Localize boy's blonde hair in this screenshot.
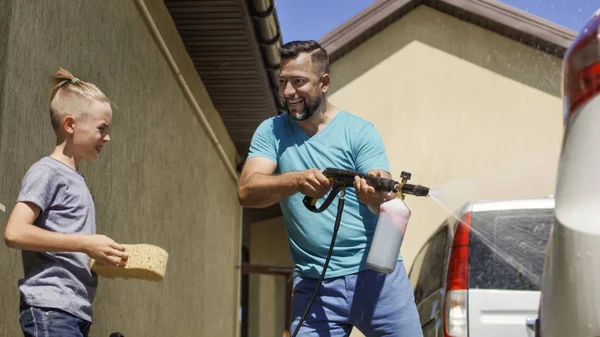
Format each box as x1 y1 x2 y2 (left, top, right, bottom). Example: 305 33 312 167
49 68 110 131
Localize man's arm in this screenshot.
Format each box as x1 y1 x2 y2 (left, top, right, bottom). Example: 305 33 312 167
237 157 332 208
4 202 128 266
352 121 396 215
237 157 299 208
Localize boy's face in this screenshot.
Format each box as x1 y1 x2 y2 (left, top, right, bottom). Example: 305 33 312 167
70 100 112 162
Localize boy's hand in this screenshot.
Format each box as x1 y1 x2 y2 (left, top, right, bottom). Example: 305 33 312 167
82 235 128 266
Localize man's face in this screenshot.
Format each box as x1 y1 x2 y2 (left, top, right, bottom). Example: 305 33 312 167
278 53 324 121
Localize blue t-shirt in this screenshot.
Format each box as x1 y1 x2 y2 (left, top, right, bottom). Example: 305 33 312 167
247 111 399 278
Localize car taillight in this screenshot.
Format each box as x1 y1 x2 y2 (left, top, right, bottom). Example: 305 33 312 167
563 10 600 122
444 213 471 337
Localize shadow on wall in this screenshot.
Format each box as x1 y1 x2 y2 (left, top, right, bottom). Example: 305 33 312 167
327 6 562 99
248 274 289 337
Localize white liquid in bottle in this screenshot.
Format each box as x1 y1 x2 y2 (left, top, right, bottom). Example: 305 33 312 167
366 198 411 274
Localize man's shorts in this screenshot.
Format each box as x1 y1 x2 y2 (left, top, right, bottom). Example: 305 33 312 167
290 261 423 337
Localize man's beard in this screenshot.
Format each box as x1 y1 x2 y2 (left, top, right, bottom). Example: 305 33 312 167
287 94 322 121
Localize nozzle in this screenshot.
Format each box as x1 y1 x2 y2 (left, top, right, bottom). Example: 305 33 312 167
400 183 430 197
395 171 429 197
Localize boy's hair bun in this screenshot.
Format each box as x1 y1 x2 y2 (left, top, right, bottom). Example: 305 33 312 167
49 68 111 131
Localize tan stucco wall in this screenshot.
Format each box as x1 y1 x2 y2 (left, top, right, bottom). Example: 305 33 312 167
0 1 241 336
248 5 564 337
328 6 564 271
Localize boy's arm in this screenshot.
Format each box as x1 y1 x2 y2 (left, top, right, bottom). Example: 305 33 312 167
4 202 127 266
237 156 332 208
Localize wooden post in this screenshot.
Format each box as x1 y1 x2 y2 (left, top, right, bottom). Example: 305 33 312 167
285 272 293 336
240 264 294 337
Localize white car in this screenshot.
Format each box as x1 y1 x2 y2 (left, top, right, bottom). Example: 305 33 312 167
537 8 600 337
409 197 554 337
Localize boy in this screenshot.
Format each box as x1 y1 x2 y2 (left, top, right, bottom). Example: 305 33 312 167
4 68 128 337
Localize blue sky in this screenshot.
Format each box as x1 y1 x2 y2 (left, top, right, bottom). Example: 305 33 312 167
275 0 598 43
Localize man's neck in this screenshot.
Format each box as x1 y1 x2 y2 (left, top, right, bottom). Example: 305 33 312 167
296 102 340 137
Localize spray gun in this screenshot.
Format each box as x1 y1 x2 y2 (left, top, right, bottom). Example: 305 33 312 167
292 168 430 337
302 168 429 213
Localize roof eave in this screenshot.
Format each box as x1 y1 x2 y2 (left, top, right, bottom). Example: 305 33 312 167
320 0 579 64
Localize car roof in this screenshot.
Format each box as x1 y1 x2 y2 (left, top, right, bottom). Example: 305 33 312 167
463 196 555 213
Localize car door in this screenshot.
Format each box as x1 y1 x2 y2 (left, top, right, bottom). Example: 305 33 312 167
409 224 451 337
468 208 553 337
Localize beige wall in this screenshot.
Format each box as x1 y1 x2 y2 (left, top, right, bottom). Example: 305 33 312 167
328 6 564 270
249 5 564 337
0 1 241 336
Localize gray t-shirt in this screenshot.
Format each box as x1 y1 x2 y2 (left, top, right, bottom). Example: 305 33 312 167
17 157 98 322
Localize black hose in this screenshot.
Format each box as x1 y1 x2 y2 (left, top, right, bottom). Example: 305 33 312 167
291 188 346 337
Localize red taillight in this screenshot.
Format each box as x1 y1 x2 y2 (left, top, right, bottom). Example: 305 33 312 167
563 12 600 122
444 213 471 337
447 213 471 290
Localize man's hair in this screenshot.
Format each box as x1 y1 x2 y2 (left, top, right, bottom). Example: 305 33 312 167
278 40 330 75
49 68 111 131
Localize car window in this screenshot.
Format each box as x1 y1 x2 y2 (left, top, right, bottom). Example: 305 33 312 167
411 226 449 303
409 241 428 290
468 208 553 291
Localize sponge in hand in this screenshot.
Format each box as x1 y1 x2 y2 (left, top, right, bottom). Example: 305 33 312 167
90 244 169 282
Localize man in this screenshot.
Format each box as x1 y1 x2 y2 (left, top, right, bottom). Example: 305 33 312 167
238 40 422 337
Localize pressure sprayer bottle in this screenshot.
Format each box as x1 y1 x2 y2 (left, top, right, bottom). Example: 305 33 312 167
295 169 429 337
366 172 413 274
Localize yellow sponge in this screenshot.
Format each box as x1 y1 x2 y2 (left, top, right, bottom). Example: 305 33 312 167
90 244 169 282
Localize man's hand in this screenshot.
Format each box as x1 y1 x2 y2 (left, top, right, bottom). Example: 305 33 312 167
297 168 332 199
82 235 128 267
354 170 396 214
